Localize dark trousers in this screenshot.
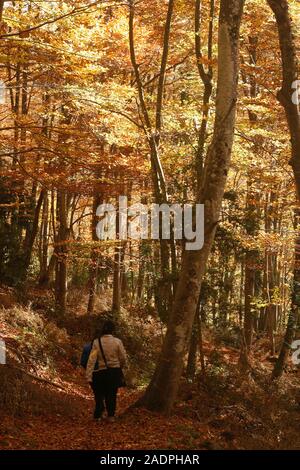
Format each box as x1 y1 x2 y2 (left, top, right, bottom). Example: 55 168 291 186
91 369 119 418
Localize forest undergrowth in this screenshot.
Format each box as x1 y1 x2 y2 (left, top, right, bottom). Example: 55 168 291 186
1 286 300 451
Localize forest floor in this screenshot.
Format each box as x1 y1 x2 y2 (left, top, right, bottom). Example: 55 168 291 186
1 348 300 451
1 287 300 450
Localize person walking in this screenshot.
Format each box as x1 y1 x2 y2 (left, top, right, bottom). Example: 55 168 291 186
86 320 127 422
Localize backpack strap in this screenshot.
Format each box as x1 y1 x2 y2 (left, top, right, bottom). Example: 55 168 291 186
98 337 109 369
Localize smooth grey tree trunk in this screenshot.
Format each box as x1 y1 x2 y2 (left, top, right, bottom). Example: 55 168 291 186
136 0 245 414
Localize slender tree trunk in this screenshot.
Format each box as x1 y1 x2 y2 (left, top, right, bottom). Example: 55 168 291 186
38 191 49 286
136 0 245 414
22 188 45 277
41 191 56 288
120 242 128 300
55 191 68 315
195 0 214 194
243 36 259 350
244 253 255 348
136 242 145 301
0 1 4 22
197 309 206 375
112 243 121 314
54 104 71 314
272 224 300 378
266 252 277 356
87 192 102 314
129 0 176 316
186 326 198 381
112 198 121 315
186 294 206 380
239 259 244 325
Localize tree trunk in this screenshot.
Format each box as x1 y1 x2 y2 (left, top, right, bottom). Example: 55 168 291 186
112 199 121 315
136 244 145 302
244 252 256 349
266 0 300 199
22 188 45 277
129 0 176 316
136 0 245 414
0 1 4 22
38 191 49 286
55 191 68 315
112 243 121 314
197 309 206 375
87 192 102 314
243 35 259 350
194 0 214 194
186 326 198 381
272 229 300 378
267 0 300 375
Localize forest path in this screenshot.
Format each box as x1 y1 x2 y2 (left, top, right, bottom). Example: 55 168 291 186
1 345 300 450
0 362 212 450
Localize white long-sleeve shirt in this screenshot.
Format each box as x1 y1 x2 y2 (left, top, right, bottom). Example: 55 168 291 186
86 334 127 382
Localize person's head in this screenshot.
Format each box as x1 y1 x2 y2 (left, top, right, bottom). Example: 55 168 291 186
93 328 101 340
101 319 115 336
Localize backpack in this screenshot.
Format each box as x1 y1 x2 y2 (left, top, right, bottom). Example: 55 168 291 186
80 340 99 370
80 343 92 369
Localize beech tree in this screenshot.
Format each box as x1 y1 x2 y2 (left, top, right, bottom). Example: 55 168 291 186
266 0 300 378
138 0 245 414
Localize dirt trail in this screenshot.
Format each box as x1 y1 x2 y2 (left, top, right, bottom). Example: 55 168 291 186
0 364 213 450
1 342 300 450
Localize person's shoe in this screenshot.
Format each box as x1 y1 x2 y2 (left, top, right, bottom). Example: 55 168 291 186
94 415 103 423
107 416 116 423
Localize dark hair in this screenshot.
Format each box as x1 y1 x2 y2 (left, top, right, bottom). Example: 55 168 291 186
93 328 101 340
101 320 115 336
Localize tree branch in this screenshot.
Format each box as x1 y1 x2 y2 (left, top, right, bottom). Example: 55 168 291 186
155 0 175 143
0 0 106 38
